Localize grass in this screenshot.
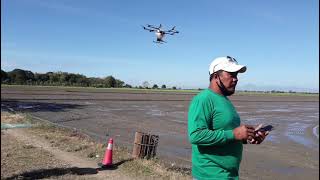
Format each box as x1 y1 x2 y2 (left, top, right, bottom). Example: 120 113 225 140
1 133 71 179
1 84 200 94
235 91 319 97
1 112 192 179
2 84 319 96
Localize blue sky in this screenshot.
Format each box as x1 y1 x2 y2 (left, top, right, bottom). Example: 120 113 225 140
1 0 319 92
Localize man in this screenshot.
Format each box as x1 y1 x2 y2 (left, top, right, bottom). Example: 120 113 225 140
188 56 268 180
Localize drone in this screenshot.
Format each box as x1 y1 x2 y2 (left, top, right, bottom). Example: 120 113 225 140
142 24 179 44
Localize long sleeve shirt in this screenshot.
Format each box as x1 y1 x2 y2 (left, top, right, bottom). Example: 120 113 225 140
188 89 243 180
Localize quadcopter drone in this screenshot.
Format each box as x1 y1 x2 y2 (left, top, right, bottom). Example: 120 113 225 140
142 24 179 44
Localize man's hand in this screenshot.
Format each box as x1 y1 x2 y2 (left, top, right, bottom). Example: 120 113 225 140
248 124 269 144
233 125 255 141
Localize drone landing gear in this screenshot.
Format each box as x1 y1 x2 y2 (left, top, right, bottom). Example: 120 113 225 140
153 40 166 44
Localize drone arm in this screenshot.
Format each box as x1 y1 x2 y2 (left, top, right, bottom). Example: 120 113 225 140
163 31 178 35
146 24 160 29
142 26 156 32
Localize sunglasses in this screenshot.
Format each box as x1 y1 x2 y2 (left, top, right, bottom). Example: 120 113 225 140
226 56 238 63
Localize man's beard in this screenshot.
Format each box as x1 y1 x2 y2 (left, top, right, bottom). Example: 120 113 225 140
219 84 235 96
224 88 235 96
217 76 235 96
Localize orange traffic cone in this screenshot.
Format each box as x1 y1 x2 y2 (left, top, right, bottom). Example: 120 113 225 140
99 138 113 168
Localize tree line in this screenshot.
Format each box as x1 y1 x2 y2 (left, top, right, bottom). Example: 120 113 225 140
1 69 172 89
1 69 130 88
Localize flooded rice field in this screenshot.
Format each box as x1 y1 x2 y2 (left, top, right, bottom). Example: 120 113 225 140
1 86 319 179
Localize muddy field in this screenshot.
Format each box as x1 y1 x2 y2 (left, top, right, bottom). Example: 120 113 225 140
1 86 319 179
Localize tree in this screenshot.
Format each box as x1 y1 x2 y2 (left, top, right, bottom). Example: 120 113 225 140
67 73 81 85
35 73 49 84
77 75 89 86
161 84 166 89
104 76 116 88
152 84 159 89
1 69 8 83
142 81 149 89
1 68 130 88
47 72 59 84
58 72 68 85
8 69 27 84
115 79 125 88
24 70 34 80
124 84 132 88
172 86 177 90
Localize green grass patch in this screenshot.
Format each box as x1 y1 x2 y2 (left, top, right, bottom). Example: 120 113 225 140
235 91 319 97
2 84 318 96
1 84 199 94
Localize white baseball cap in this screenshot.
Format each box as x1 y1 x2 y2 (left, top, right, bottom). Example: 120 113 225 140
209 56 247 75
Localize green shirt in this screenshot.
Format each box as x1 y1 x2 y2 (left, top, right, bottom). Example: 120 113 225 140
188 89 242 180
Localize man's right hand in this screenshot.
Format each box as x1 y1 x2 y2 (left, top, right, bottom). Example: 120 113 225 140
233 125 255 141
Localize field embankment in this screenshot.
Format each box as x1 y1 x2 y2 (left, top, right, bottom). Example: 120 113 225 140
1 112 191 180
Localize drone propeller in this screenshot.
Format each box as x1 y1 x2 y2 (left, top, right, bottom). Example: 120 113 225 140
164 30 179 35
142 25 156 32
145 24 161 30
169 26 179 33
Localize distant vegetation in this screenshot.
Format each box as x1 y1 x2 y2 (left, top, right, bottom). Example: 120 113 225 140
1 69 318 95
1 69 171 89
236 90 318 95
1 69 129 88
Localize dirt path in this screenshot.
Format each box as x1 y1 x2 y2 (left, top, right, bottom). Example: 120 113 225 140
3 129 132 180
1 112 191 180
